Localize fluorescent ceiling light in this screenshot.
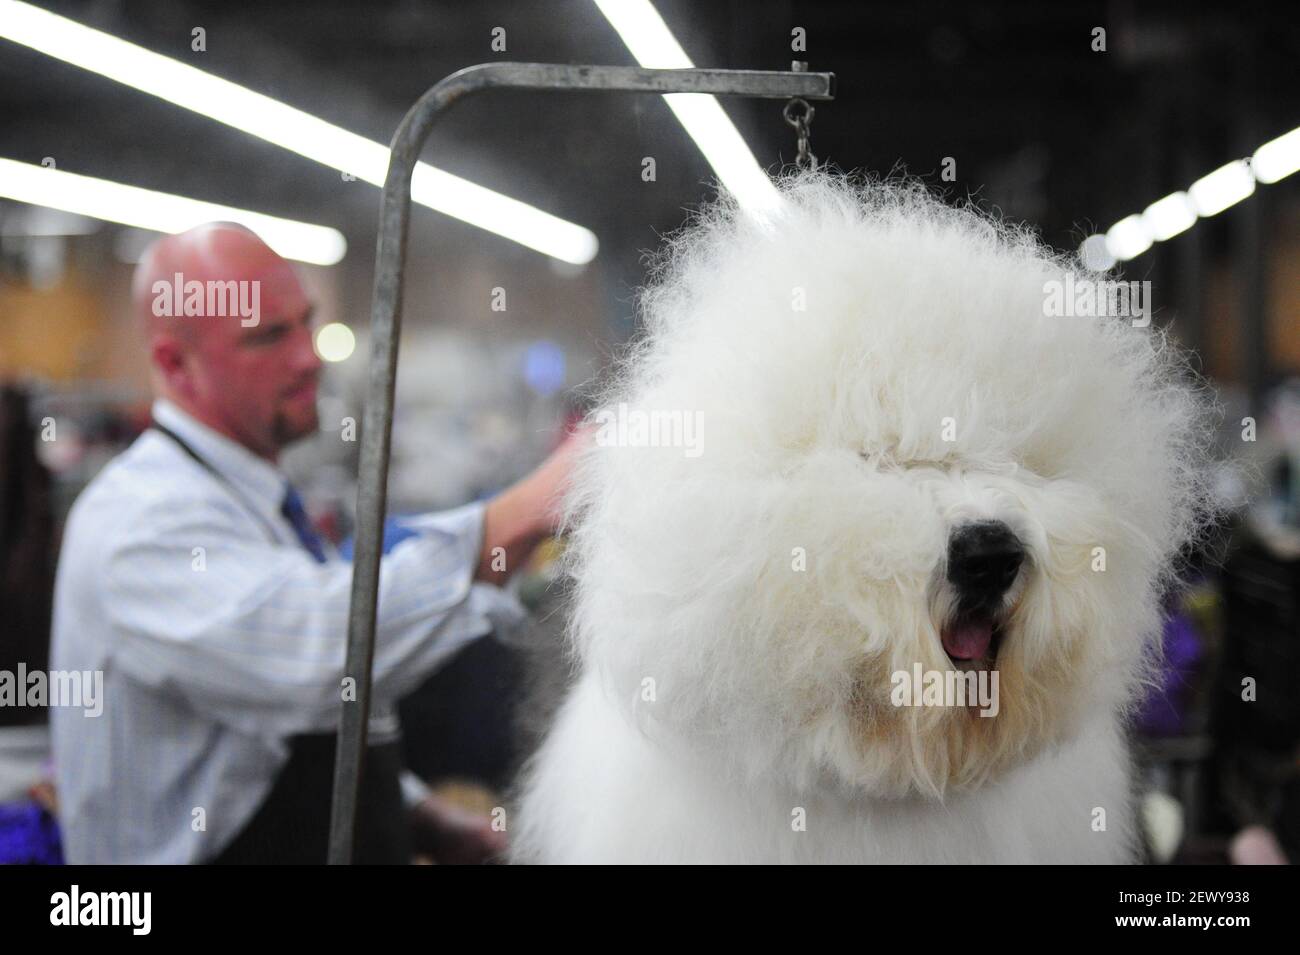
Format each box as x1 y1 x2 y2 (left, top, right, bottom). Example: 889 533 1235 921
1140 191 1197 242
1252 126 1300 185
593 0 782 216
0 157 346 265
1087 128 1294 265
0 0 597 264
1188 160 1255 217
1105 214 1153 261
1078 234 1116 272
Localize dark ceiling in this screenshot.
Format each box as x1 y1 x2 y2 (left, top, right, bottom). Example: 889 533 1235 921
1 0 1296 286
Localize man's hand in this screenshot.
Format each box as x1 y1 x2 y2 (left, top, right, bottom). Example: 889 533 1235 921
408 792 508 865
476 426 588 584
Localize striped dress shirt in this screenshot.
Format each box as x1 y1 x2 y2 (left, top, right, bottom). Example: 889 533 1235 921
50 399 521 863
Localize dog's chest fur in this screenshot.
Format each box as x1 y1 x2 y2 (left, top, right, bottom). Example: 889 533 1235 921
515 672 1136 864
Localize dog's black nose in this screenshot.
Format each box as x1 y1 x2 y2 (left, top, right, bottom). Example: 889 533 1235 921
947 521 1024 604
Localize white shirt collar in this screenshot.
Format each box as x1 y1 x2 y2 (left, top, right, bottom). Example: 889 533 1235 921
151 398 289 516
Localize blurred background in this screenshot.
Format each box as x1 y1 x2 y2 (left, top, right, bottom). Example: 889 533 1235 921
0 0 1297 864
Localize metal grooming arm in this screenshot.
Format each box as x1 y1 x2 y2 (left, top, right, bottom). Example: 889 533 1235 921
330 62 835 863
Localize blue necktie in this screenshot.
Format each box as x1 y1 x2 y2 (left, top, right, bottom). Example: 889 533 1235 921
281 485 328 564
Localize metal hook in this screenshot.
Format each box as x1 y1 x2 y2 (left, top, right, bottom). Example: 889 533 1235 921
783 97 817 170
783 60 817 170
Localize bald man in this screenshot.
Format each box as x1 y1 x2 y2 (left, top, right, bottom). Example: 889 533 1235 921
50 223 580 863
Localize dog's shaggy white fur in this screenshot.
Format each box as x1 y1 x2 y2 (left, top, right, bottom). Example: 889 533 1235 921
514 173 1213 864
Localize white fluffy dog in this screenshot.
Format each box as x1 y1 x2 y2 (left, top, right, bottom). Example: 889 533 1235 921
514 173 1211 864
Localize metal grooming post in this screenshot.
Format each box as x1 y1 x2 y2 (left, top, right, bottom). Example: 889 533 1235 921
329 62 835 863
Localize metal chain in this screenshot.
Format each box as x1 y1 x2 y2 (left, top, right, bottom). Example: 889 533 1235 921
783 97 817 170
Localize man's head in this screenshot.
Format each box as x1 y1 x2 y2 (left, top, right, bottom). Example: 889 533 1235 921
134 223 322 460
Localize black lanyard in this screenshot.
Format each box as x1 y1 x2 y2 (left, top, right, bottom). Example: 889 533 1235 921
151 421 288 547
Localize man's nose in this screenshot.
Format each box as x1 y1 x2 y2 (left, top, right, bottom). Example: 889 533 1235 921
947 521 1024 605
295 327 324 373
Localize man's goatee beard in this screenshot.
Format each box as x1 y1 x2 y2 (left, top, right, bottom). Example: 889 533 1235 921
274 411 318 448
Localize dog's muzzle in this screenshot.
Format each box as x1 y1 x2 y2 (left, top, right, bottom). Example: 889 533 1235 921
941 521 1024 663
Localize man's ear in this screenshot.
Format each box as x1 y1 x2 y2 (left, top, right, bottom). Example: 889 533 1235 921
151 336 191 396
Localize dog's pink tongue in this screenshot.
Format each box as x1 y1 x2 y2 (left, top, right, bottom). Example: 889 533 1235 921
942 619 993 660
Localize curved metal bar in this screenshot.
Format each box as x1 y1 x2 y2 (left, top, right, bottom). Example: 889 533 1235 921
329 62 835 863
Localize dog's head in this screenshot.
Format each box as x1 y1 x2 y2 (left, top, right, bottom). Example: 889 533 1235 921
566 173 1214 798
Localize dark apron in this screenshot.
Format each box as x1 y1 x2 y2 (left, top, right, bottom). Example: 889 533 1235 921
209 734 410 865
148 422 411 864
